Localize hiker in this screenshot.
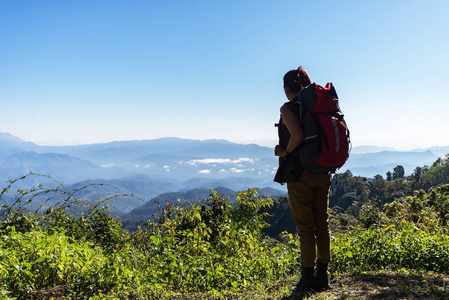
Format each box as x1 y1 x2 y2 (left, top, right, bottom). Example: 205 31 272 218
274 66 332 291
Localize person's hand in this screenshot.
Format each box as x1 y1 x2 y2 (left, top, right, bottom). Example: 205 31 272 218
274 145 287 157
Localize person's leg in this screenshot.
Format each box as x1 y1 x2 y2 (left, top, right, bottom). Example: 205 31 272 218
312 173 331 289
287 172 316 268
312 173 331 264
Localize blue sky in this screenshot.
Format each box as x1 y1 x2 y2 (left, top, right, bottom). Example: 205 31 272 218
1 0 448 150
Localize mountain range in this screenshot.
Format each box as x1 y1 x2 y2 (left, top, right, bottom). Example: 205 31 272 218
1 132 448 218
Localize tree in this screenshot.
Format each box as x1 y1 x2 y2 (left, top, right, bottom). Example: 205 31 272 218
410 166 423 191
421 154 449 190
329 170 369 210
393 165 405 180
369 174 386 204
386 171 392 181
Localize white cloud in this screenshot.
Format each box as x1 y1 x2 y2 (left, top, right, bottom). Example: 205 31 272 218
186 158 231 165
100 163 114 168
185 157 254 166
219 169 226 173
163 166 170 168
233 158 254 163
230 167 245 173
199 170 211 174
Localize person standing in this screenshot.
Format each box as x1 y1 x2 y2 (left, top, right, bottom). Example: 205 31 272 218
274 66 332 291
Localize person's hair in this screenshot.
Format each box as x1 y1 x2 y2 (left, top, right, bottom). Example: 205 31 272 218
283 66 311 93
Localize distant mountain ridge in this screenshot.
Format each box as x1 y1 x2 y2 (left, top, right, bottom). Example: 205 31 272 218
351 145 449 157
350 145 398 154
345 150 438 168
1 132 448 206
0 132 27 143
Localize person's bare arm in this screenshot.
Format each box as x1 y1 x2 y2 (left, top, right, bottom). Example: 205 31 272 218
274 105 303 157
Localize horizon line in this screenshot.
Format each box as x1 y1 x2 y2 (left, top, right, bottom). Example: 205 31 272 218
1 132 448 152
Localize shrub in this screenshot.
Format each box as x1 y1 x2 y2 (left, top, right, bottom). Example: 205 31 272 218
331 219 449 274
358 204 387 228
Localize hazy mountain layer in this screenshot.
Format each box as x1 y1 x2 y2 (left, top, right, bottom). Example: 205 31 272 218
1 133 447 212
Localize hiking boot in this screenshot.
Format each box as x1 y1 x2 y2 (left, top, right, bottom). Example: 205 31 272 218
314 263 331 289
291 267 315 292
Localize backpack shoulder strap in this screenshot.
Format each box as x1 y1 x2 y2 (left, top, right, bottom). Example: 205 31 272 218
298 83 317 110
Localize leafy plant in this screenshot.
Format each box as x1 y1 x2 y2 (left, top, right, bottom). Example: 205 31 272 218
1 171 449 299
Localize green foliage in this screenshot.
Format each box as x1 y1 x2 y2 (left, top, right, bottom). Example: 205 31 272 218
0 177 302 298
383 200 404 218
428 185 449 226
393 165 405 180
1 166 449 298
131 189 299 293
330 170 368 210
331 219 449 274
358 204 387 228
331 183 449 276
329 155 449 230
0 226 137 299
386 171 392 181
421 154 449 190
403 185 449 226
260 196 297 238
328 208 358 231
44 207 128 253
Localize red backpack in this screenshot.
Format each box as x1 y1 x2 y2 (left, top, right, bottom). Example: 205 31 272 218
297 83 350 173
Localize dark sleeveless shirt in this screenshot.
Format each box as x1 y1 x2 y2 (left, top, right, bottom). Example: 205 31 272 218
273 97 303 184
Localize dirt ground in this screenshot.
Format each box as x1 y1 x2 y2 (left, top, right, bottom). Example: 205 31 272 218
281 271 449 300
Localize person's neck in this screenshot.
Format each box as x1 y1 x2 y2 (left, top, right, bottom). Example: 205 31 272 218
287 92 297 101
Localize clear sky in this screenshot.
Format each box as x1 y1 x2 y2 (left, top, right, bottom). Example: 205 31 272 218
1 0 448 150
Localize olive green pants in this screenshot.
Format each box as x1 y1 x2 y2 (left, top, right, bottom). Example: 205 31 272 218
287 170 331 268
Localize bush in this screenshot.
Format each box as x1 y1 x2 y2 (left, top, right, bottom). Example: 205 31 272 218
0 226 121 298
358 204 387 228
131 189 300 293
331 219 449 274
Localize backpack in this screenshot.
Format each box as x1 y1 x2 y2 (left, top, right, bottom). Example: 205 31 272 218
296 82 350 173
